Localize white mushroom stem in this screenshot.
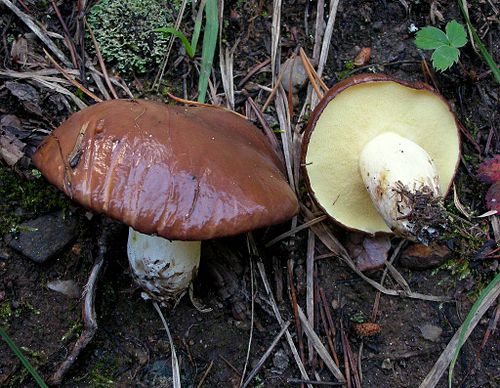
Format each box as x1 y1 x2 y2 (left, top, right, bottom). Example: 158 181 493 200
127 228 201 303
359 132 447 243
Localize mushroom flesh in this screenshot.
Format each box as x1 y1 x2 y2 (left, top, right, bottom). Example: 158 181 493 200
302 74 461 243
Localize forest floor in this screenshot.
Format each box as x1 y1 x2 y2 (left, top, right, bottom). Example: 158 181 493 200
0 1 498 387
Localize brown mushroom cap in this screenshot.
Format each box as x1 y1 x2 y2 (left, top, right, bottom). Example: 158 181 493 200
33 99 298 240
302 74 461 235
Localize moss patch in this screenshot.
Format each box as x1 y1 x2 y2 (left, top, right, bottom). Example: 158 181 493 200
0 165 69 235
86 0 179 76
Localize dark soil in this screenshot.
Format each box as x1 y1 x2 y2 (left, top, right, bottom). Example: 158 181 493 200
1 1 498 387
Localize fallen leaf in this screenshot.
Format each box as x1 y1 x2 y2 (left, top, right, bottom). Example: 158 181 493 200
5 81 43 116
477 155 500 184
10 35 28 66
346 232 391 272
0 131 24 166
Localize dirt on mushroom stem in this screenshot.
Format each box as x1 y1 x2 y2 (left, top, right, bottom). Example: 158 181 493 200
391 181 449 244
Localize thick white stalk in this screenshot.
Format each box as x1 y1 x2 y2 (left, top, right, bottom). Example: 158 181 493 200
127 228 201 303
359 132 445 242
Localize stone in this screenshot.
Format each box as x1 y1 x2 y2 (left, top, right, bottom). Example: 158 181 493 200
399 243 451 270
419 323 443 342
272 348 289 374
5 211 78 263
281 56 308 93
47 279 81 299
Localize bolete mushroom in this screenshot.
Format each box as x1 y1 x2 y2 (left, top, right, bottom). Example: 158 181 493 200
302 74 461 243
32 99 298 302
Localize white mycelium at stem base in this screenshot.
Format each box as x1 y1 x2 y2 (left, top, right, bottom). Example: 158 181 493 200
359 132 445 242
127 228 201 303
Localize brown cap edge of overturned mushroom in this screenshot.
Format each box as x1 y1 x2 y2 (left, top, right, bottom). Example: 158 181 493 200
300 73 463 236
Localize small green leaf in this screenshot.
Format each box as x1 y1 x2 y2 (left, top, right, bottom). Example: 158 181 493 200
446 20 467 48
415 26 448 49
154 27 194 58
431 45 460 71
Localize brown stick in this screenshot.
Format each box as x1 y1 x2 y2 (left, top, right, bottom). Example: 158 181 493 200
48 219 112 385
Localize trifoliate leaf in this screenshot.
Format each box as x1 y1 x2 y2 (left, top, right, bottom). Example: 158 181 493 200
415 26 448 49
431 45 460 71
446 20 467 48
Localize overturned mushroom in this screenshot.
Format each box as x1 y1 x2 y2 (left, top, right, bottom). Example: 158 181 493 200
302 74 461 243
33 99 298 302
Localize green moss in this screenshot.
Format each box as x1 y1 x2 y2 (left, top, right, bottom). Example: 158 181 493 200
87 0 178 76
88 355 121 387
61 320 83 343
0 302 13 324
336 60 356 80
0 165 70 235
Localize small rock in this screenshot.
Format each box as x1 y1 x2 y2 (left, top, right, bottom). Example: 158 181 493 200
419 323 443 342
272 349 289 374
400 243 451 270
280 56 308 93
381 358 393 370
47 279 80 299
5 211 78 263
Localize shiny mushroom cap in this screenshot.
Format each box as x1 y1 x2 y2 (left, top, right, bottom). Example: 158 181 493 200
33 99 298 240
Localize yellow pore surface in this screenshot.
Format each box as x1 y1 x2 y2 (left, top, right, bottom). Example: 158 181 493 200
305 81 460 234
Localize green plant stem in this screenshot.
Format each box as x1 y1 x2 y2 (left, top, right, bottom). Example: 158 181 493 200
448 272 500 387
0 327 48 387
458 0 500 83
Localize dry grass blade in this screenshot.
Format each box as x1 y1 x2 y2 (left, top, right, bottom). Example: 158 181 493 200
270 0 282 86
309 0 340 108
316 0 340 78
153 302 181 388
260 67 287 113
219 45 235 109
44 49 102 103
85 63 134 99
491 215 500 245
265 215 327 247
1 0 72 67
0 68 87 109
275 87 296 191
241 321 291 388
84 18 118 100
312 0 325 62
254 256 312 387
154 0 189 89
31 77 87 110
297 306 346 382
239 243 256 387
306 230 315 363
302 207 450 302
419 277 500 387
246 97 282 157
